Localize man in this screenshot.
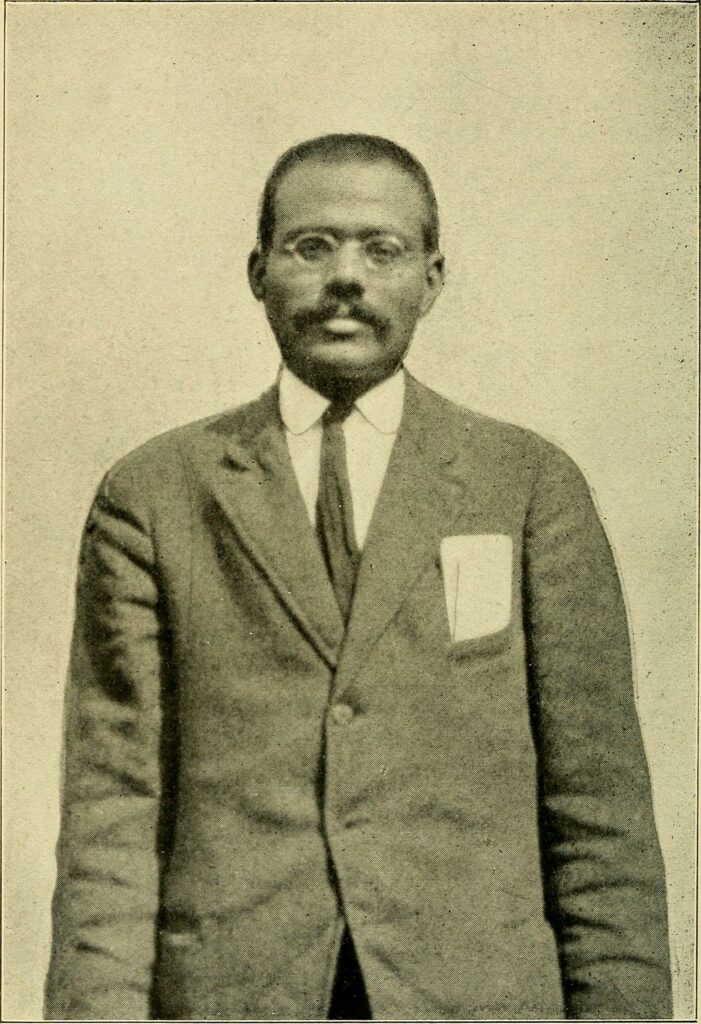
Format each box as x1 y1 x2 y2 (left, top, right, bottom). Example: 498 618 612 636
46 133 672 1021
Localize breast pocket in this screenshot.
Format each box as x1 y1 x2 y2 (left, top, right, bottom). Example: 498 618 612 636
447 621 515 662
440 534 513 642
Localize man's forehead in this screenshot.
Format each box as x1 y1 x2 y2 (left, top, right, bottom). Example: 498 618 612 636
272 158 429 233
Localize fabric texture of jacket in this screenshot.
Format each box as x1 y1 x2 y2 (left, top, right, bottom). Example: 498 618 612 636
45 373 672 1021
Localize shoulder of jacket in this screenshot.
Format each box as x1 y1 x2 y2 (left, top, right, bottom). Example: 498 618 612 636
409 375 576 470
101 388 275 494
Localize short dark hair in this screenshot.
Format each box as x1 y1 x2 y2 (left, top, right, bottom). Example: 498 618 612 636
257 133 440 253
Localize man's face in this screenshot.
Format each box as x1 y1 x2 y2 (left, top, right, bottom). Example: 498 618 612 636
248 159 444 398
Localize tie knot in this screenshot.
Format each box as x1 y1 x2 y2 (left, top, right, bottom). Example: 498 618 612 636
323 398 355 425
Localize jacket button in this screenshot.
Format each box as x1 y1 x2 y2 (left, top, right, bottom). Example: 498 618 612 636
330 703 354 725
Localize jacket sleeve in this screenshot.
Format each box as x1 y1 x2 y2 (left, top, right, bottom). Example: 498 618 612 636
45 471 165 1020
524 442 672 1019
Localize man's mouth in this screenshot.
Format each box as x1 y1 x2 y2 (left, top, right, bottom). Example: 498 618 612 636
321 316 366 335
292 303 387 337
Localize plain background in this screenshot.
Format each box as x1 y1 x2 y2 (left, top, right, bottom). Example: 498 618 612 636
3 2 697 1019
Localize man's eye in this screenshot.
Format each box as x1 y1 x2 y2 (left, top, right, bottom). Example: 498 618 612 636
293 236 335 261
365 240 403 265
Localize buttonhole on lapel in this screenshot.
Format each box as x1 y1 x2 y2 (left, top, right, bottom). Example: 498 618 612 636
223 453 257 473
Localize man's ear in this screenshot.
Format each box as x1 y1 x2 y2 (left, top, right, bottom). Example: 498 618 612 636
419 252 445 318
248 248 267 301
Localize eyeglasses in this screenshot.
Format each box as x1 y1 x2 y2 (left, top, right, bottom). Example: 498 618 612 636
280 232 415 273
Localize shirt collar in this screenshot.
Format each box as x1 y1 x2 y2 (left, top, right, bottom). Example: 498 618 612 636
278 364 405 436
355 367 405 435
278 366 329 435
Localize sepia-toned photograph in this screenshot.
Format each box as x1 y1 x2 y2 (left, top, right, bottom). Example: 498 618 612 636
3 2 697 1020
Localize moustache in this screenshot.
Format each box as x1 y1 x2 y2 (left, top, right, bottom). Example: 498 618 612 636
292 302 389 335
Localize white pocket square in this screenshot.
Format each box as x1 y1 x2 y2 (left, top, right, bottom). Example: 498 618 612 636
440 534 513 642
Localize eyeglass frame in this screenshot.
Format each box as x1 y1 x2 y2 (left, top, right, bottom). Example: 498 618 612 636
275 230 428 274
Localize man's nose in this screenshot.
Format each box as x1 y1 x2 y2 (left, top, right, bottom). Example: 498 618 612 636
323 243 367 297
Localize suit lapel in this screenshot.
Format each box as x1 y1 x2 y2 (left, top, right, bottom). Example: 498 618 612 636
335 376 470 691
211 386 345 669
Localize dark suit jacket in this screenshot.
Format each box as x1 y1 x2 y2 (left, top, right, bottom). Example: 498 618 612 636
45 374 672 1021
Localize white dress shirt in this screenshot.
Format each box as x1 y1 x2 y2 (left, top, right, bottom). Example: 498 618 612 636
278 365 405 549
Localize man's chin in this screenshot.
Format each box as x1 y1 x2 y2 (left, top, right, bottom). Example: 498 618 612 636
285 340 395 395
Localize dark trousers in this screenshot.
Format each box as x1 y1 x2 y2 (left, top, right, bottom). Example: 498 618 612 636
328 928 372 1020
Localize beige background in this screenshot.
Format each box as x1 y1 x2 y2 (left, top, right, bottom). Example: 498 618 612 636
4 2 697 1019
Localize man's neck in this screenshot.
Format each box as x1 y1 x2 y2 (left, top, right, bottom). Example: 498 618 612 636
287 363 404 404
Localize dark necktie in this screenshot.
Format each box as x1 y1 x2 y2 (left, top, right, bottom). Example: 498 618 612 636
316 399 360 624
